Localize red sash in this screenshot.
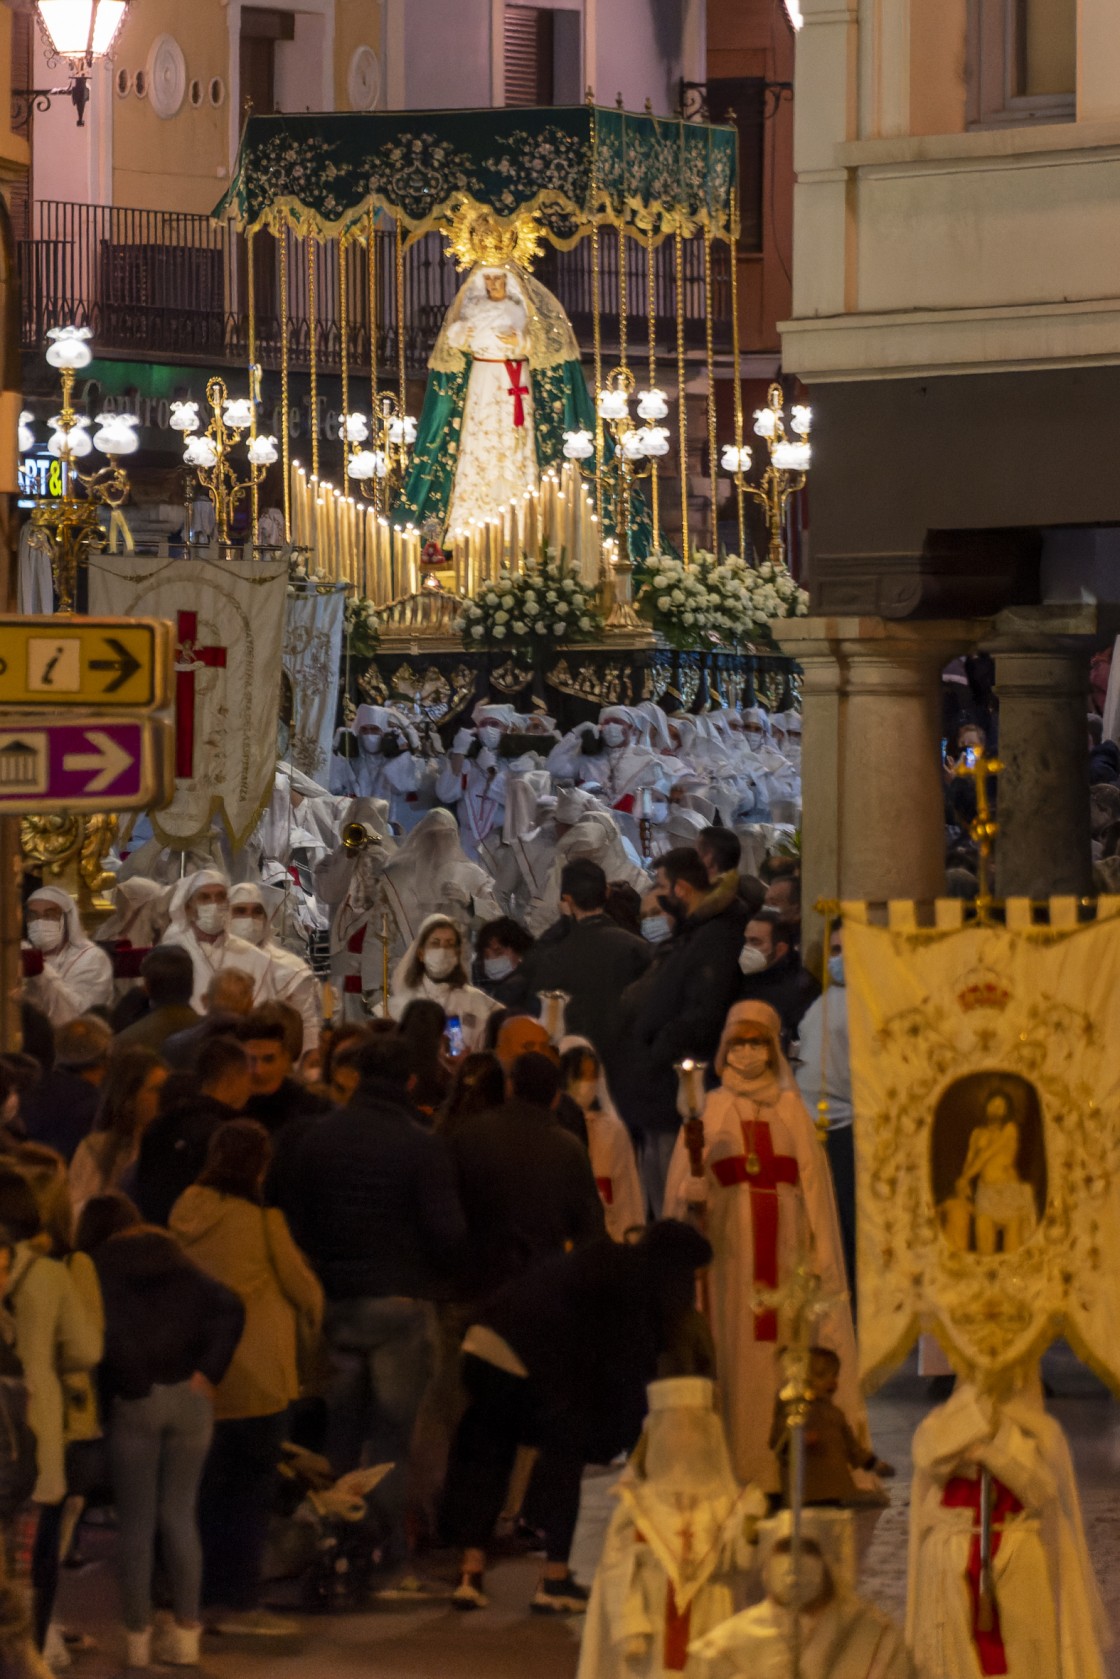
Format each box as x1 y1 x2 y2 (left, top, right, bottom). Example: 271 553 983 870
595 1176 614 1206
344 924 366 993
941 1474 1023 1676
634 1530 691 1673
710 1118 799 1341
504 360 529 427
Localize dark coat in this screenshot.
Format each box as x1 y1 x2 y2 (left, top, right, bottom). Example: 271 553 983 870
132 1093 241 1226
283 1078 466 1302
612 890 747 1137
113 1004 200 1055
21 1069 100 1164
736 950 820 1047
449 1098 605 1299
93 1227 244 1402
522 913 650 1067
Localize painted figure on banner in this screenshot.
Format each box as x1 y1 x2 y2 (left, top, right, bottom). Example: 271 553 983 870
932 1075 1044 1258
907 1380 1109 1679
396 211 597 540
663 1001 870 1491
577 1377 765 1679
690 1510 914 1679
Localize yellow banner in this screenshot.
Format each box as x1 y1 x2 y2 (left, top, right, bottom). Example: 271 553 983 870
846 911 1120 1393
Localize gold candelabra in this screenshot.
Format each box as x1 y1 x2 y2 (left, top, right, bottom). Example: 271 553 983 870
20 326 137 614
343 392 416 514
723 382 811 570
173 374 278 546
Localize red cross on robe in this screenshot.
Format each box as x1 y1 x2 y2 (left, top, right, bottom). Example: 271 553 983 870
941 1474 1023 1676
174 610 228 780
504 360 529 427
710 1116 799 1341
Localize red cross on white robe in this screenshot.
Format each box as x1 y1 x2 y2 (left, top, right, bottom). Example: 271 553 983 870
174 610 227 780
504 359 529 427
710 1116 799 1341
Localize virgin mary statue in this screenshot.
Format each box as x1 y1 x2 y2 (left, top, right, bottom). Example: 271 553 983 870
395 214 597 539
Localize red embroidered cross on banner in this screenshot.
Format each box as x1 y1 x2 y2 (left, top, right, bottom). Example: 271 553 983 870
174 611 227 780
710 1117 799 1340
941 1474 1023 1676
504 360 529 427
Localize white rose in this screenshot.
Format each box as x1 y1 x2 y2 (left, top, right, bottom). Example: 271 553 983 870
513 621 527 634
657 595 671 610
579 616 592 630
502 594 515 608
493 625 507 638
471 625 485 639
524 600 539 617
555 602 569 616
495 611 509 625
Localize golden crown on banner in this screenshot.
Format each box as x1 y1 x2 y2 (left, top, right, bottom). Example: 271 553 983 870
443 196 545 271
955 968 1012 1014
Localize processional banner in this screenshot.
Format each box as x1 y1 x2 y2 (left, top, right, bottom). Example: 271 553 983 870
281 588 345 784
89 553 288 849
845 905 1120 1394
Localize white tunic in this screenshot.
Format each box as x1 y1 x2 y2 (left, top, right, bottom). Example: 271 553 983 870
689 1594 914 1679
587 1109 646 1243
24 940 113 1027
161 925 274 1013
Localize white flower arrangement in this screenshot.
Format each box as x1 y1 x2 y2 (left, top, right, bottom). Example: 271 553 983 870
461 554 604 664
639 550 809 650
344 593 381 659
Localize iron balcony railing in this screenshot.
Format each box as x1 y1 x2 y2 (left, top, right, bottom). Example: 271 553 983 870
19 200 732 376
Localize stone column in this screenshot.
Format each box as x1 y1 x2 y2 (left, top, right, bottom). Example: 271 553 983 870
775 616 990 953
990 607 1098 900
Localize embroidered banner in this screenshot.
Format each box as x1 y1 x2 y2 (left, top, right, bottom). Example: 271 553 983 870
88 553 288 849
282 586 345 784
845 908 1120 1392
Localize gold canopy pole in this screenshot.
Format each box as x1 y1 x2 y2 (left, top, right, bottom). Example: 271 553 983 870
395 215 406 428
618 226 628 370
247 226 259 541
339 232 350 454
367 207 378 418
675 222 690 564
703 223 718 550
588 96 604 535
279 228 291 543
308 235 320 478
729 187 746 560
647 226 660 550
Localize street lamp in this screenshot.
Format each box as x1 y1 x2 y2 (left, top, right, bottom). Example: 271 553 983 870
172 378 279 548
19 326 137 613
344 395 417 514
721 383 811 571
18 0 131 127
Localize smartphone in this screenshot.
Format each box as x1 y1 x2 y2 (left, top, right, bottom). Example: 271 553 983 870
445 1016 465 1058
964 746 977 768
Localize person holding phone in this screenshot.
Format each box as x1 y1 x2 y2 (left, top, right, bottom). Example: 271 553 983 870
388 916 497 1053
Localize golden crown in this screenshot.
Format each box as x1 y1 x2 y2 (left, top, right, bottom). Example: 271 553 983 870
443 198 545 272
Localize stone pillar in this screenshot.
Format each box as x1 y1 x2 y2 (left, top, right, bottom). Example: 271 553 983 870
990 607 1098 900
774 617 990 954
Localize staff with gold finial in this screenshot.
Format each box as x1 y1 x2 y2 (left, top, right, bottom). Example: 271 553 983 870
952 750 1004 923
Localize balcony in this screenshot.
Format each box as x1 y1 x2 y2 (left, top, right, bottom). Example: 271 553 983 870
19 201 732 378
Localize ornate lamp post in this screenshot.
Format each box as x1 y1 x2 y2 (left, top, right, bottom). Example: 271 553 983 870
17 0 131 126
343 395 416 514
172 378 279 547
19 326 137 613
722 384 811 570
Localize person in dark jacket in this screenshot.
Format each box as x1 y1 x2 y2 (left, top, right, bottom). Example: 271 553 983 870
472 917 535 1009
521 859 650 1067
448 1052 604 1301
131 1037 252 1226
441 1219 713 1614
20 1015 111 1164
613 848 747 1215
736 906 820 1047
112 947 200 1054
81 1193 244 1670
283 1031 466 1559
236 1008 330 1136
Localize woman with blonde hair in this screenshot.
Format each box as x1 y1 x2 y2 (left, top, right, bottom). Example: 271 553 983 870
68 1049 167 1221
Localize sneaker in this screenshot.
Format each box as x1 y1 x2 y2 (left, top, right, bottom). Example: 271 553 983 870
210 1608 299 1638
530 1574 589 1615
124 1628 151 1670
374 1573 452 1603
451 1573 488 1611
151 1623 200 1667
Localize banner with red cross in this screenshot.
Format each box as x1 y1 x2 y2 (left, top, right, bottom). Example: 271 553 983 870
89 552 288 849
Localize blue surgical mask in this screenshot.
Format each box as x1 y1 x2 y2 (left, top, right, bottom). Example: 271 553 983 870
827 954 845 987
484 953 515 983
641 914 673 944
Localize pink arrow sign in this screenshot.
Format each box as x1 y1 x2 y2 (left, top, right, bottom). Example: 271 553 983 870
0 716 167 812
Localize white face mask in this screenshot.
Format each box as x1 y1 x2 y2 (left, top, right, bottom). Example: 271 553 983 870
194 903 228 937
359 732 381 754
641 914 673 944
601 722 626 748
478 725 503 749
484 953 515 983
738 944 768 975
231 913 266 945
765 1550 827 1610
648 798 670 825
726 1042 769 1080
570 1079 599 1112
26 918 64 953
745 729 765 750
423 947 458 981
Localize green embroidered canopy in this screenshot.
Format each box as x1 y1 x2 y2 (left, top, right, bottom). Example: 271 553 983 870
214 104 738 246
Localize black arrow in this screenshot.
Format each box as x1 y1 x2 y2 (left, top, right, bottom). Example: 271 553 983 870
89 637 143 695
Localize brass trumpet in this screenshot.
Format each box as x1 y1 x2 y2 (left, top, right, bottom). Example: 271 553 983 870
342 821 382 853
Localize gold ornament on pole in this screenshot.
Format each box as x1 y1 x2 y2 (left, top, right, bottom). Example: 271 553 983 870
173 375 278 546
20 327 137 614
953 751 1004 924
722 383 811 569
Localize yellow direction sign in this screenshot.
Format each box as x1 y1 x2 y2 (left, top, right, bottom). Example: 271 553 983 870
0 617 172 711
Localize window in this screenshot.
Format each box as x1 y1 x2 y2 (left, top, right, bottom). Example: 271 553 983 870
706 78 766 255
504 4 581 107
969 0 1075 127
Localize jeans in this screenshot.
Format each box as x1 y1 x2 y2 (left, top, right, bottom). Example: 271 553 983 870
198 1410 289 1612
640 1130 679 1219
440 1356 584 1565
109 1382 213 1632
323 1297 433 1560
